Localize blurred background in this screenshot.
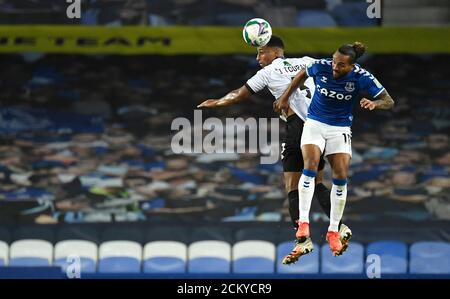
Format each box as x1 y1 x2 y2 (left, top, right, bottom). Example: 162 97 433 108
0 0 449 278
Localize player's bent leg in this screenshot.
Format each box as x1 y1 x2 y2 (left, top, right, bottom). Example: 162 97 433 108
295 145 321 237
326 153 351 256
314 178 352 255
284 144 322 265
315 182 346 232
281 126 303 229
283 172 315 265
314 154 333 218
283 121 325 265
284 172 301 228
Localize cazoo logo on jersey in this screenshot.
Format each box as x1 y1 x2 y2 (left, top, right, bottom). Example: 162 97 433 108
316 85 353 101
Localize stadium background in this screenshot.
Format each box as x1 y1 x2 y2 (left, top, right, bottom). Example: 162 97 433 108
0 0 449 279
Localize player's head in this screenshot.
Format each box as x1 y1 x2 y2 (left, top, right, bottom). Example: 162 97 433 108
256 35 285 68
332 42 367 78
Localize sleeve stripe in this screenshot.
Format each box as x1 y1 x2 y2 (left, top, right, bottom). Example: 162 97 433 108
305 67 311 77
244 83 256 95
373 88 385 98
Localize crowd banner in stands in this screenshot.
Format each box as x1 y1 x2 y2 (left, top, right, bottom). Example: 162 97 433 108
0 26 448 54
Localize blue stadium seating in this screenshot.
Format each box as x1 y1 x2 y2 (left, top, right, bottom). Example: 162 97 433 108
1 223 450 277
98 241 142 273
321 242 364 274
9 240 53 267
0 241 7 266
98 257 141 273
366 241 408 274
233 241 275 273
54 257 96 273
9 258 50 267
277 241 319 273
188 241 231 273
410 241 450 274
143 241 186 273
53 240 98 273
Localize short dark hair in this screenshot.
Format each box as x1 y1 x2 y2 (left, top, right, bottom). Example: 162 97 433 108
338 42 367 63
265 35 284 49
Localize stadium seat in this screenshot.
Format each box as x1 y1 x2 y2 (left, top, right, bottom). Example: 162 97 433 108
98 241 142 273
188 240 231 273
277 241 319 273
331 3 378 27
296 10 337 27
321 242 364 274
0 241 8 266
9 239 53 266
233 241 275 273
410 241 450 274
366 241 408 274
143 241 187 273
54 240 98 273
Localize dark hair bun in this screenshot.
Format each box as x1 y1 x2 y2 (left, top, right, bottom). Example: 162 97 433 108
352 42 366 59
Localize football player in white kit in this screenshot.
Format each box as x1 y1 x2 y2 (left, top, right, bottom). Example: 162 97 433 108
198 36 352 264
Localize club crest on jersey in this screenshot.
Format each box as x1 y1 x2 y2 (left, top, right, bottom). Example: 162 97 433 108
345 82 355 92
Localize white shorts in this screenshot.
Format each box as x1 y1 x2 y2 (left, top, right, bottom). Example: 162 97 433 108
301 119 352 157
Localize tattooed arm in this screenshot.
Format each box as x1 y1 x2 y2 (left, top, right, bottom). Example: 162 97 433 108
360 90 395 110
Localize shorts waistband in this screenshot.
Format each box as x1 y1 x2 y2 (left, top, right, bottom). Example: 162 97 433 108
287 113 302 122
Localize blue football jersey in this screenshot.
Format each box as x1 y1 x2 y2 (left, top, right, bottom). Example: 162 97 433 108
305 59 385 126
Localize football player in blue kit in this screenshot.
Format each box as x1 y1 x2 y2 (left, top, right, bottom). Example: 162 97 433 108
275 42 394 257
198 36 353 264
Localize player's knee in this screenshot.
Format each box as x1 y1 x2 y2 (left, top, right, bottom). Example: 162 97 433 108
332 169 348 180
285 180 298 193
303 158 320 171
284 172 300 193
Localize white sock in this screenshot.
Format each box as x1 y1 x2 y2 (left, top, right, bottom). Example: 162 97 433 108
298 171 316 223
328 179 347 232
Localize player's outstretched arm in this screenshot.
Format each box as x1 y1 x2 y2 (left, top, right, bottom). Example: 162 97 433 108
360 90 395 110
197 85 252 108
273 69 307 113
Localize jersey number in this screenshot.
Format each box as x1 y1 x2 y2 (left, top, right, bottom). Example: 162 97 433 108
342 133 352 144
291 76 312 98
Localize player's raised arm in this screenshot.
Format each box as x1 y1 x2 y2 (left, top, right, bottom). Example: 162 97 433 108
273 69 307 113
360 90 395 111
197 85 252 108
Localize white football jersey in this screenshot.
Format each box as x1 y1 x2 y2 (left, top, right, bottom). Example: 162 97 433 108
245 57 316 121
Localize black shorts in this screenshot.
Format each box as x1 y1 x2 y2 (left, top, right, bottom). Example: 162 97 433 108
281 114 326 172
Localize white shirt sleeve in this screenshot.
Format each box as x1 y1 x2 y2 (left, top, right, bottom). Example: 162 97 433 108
299 56 317 70
245 68 269 94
